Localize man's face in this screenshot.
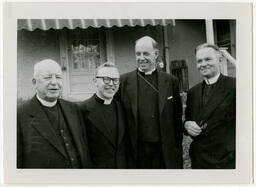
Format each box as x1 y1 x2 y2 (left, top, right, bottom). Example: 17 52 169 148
135 38 158 72
196 47 221 79
33 63 63 102
95 67 120 100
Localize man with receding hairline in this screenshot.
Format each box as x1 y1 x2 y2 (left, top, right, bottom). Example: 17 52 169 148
116 36 183 169
184 43 236 169
17 59 90 168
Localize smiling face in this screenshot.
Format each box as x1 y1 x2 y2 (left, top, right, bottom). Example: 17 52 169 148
135 37 159 73
196 47 221 79
94 67 120 100
33 60 63 102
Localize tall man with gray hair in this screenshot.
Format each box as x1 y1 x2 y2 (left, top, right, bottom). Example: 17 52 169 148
17 59 90 168
116 36 183 169
184 43 236 169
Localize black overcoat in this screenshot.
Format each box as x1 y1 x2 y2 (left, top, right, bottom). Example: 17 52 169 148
117 69 183 169
79 96 127 168
185 74 236 169
17 96 91 168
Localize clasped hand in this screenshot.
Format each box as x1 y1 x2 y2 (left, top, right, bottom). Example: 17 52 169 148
184 121 202 137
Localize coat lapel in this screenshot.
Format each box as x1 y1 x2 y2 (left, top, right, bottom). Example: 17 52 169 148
198 74 229 122
58 100 85 160
158 71 170 115
115 101 125 147
29 96 68 159
194 83 203 123
125 70 138 124
87 102 116 148
124 70 138 149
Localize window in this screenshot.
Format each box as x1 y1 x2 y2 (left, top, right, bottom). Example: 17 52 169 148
65 28 106 100
170 60 189 92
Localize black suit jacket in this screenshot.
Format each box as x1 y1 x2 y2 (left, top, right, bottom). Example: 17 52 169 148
185 74 236 169
116 69 183 169
79 96 127 168
17 96 91 168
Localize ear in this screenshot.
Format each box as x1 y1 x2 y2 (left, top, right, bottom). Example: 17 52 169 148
155 49 159 58
218 55 225 64
32 78 36 85
92 77 97 84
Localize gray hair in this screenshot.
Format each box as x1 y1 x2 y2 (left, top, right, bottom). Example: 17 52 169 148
195 43 221 54
95 62 119 77
33 59 61 79
135 36 159 50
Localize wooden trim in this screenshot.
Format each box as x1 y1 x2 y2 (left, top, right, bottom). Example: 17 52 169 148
105 28 115 63
229 20 236 58
205 19 215 44
163 26 170 74
99 28 107 63
59 29 70 99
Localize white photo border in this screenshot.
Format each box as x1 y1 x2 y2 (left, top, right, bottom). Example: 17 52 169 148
2 2 253 184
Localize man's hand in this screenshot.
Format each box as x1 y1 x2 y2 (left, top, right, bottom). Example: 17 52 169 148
184 121 202 137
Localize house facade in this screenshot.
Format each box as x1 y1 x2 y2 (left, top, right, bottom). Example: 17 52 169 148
17 19 236 102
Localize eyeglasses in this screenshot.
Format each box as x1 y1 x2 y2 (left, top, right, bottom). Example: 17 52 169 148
96 76 120 85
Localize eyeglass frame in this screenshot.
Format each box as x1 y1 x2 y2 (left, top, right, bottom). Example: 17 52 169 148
95 76 120 85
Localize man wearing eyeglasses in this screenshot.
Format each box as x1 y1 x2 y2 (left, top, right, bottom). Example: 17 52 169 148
79 62 126 168
116 36 183 169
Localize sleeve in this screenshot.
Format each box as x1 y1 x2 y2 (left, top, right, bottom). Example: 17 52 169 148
183 90 192 136
76 103 92 168
172 77 183 149
17 112 23 168
114 75 124 102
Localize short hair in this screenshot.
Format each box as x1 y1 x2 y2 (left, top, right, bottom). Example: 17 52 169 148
95 62 119 77
135 36 159 50
195 43 221 54
33 59 61 79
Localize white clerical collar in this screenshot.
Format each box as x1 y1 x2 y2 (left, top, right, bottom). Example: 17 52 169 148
36 94 57 107
138 67 156 75
204 73 221 85
96 93 113 105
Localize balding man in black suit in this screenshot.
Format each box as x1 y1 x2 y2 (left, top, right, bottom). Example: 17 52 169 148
116 36 183 169
184 43 236 169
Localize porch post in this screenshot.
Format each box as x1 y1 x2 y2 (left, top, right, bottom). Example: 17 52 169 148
59 30 70 99
205 19 215 44
105 28 115 63
163 26 170 74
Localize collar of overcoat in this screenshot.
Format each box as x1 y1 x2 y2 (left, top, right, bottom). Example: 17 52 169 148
124 69 171 139
87 96 125 149
196 74 231 124
27 96 84 160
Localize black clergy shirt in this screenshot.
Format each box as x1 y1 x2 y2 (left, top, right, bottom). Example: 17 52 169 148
137 70 160 142
94 94 118 145
40 101 81 168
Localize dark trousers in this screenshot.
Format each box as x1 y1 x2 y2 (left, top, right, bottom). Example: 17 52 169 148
138 141 165 169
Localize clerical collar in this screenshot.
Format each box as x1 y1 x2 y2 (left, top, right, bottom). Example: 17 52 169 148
138 67 156 75
36 94 57 107
204 73 220 85
95 93 112 105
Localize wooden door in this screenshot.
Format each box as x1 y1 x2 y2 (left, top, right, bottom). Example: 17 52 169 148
60 28 106 102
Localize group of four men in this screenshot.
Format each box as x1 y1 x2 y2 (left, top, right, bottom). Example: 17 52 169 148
17 36 235 169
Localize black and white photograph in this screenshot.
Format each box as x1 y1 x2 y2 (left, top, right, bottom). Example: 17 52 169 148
17 18 236 170
2 2 253 184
